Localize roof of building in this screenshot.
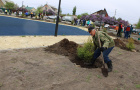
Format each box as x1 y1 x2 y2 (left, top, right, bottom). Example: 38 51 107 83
49 5 57 11
25 6 34 11
92 8 108 16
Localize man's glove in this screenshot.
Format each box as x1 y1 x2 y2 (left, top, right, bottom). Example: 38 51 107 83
100 47 107 52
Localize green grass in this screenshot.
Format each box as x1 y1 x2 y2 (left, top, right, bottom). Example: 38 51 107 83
136 84 140 88
62 34 65 36
21 35 26 37
86 74 92 82
113 70 118 73
117 52 122 55
0 83 3 87
97 75 102 79
62 65 67 68
18 70 26 74
16 69 26 74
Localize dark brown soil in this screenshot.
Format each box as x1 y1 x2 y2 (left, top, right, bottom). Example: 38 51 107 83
45 38 103 68
45 38 79 56
108 32 116 37
114 38 128 50
0 44 140 90
122 38 140 45
108 32 140 45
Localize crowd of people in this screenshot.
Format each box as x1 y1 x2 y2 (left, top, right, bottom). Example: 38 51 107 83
74 18 93 26
117 23 133 39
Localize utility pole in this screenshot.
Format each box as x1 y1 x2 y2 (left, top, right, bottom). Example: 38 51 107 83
54 0 61 36
22 1 24 14
114 9 117 18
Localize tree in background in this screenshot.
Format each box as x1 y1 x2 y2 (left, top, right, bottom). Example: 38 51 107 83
117 17 122 22
4 2 15 10
17 7 28 12
81 13 88 16
72 6 76 15
14 4 19 10
77 13 89 19
36 6 43 14
136 18 140 29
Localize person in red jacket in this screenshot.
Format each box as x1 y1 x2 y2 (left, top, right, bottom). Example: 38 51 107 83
124 25 130 39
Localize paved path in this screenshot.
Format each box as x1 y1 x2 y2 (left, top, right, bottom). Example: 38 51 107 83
0 15 116 50
0 16 89 36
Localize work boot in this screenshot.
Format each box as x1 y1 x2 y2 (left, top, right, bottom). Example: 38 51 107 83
107 61 113 72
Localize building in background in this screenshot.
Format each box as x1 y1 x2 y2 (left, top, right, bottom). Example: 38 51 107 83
92 8 109 17
42 4 58 14
25 6 36 12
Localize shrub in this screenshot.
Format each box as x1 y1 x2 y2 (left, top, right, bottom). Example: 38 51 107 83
92 23 95 28
35 15 38 19
126 38 135 50
77 37 95 63
59 18 61 22
103 28 107 33
53 19 55 22
71 20 74 25
21 13 25 18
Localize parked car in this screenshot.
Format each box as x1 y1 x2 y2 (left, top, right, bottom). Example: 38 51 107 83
132 29 138 33
109 25 117 29
104 24 110 28
46 15 57 19
62 16 76 22
104 24 110 30
136 29 140 35
94 21 104 27
45 15 61 19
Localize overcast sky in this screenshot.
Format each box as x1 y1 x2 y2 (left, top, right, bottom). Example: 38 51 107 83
12 0 140 24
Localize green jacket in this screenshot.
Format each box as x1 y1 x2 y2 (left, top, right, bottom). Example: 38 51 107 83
93 31 115 49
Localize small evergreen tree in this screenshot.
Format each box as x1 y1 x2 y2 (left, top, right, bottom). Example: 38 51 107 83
136 18 140 29
77 37 96 63
126 38 135 51
72 6 76 15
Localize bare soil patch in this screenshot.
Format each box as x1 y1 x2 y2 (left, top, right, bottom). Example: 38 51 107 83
0 39 140 90
45 38 103 68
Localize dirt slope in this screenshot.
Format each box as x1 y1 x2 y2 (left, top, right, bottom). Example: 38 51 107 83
0 39 140 90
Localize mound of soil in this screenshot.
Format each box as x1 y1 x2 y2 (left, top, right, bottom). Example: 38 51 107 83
45 38 79 56
114 38 128 50
122 38 140 45
108 32 116 37
45 38 102 68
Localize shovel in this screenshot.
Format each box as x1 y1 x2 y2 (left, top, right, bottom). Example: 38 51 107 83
96 28 108 77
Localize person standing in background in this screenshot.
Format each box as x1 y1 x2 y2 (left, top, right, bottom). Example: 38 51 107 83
83 19 86 26
130 25 133 35
5 9 7 15
117 23 122 37
124 25 131 39
30 12 33 18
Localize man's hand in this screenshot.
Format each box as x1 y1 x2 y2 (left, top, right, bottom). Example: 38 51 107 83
100 47 107 52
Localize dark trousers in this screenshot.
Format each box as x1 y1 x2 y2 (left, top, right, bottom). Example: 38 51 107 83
93 47 114 63
124 31 130 39
117 29 121 37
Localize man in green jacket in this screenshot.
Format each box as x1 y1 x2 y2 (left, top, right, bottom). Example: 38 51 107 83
88 27 115 72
